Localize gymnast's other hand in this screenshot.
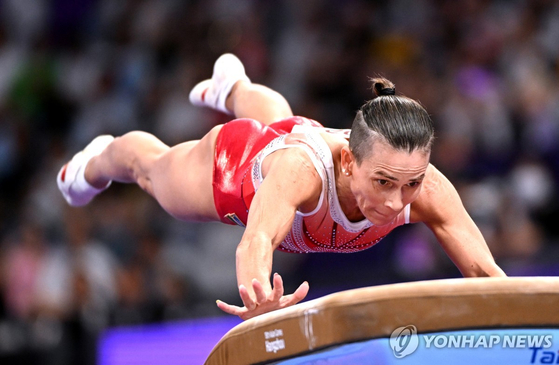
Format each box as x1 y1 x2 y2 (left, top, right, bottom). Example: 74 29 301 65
216 273 309 320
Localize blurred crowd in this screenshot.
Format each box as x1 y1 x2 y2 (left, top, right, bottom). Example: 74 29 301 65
0 0 558 363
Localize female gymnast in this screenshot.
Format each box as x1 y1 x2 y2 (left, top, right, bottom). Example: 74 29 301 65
57 54 506 320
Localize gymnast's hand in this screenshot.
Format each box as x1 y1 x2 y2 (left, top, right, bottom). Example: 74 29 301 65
216 273 309 320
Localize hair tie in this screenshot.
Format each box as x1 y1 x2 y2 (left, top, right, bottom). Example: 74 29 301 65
380 87 395 96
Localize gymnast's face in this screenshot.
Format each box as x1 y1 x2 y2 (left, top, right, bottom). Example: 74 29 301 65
343 140 430 226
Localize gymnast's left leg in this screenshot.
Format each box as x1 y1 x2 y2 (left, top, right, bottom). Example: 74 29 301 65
57 126 223 222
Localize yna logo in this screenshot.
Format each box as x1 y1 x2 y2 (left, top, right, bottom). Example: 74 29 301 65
390 325 419 358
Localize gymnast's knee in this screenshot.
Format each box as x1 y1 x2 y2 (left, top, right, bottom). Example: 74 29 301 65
111 131 168 186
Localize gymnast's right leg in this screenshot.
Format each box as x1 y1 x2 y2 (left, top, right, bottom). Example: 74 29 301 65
190 54 294 125
57 126 222 222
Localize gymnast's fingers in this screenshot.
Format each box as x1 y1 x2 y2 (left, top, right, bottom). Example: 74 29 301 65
252 279 267 305
283 281 309 306
271 273 284 302
239 284 256 311
216 300 246 317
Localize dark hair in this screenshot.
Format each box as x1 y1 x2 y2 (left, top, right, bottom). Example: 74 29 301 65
349 77 434 164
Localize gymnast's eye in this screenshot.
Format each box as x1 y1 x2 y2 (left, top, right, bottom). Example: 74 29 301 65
378 179 389 186
408 181 420 188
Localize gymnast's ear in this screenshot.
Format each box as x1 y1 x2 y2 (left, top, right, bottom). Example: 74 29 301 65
340 146 355 174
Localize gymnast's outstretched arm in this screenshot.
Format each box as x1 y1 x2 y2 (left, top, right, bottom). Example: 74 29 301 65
216 147 323 320
411 165 506 277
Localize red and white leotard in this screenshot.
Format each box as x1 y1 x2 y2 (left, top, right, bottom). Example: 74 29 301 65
212 116 410 254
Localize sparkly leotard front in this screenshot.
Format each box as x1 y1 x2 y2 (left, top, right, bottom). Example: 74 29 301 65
212 117 410 253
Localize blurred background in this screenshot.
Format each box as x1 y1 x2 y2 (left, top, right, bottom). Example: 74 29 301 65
0 0 558 363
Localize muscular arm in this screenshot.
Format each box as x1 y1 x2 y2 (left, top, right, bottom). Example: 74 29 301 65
218 147 322 319
411 165 506 277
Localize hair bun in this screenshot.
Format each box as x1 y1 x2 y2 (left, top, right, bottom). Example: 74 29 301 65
371 77 396 97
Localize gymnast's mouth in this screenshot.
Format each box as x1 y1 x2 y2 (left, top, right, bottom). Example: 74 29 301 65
362 209 396 225
372 209 395 218
373 209 388 216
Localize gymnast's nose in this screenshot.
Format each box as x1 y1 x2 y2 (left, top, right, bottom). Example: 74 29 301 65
384 190 404 212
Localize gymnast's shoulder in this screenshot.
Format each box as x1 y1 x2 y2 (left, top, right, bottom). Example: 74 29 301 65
409 164 466 224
